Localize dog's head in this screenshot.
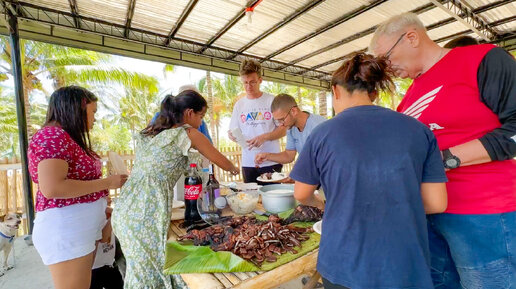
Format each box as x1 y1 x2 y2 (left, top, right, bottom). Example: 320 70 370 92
0 213 22 232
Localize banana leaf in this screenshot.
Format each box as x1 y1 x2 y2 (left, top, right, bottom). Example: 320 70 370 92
164 222 320 274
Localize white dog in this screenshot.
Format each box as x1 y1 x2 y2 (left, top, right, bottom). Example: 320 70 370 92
0 213 21 276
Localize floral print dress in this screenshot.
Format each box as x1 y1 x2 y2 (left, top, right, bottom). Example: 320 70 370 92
112 126 198 289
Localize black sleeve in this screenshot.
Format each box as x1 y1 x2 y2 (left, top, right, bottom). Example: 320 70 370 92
477 47 516 161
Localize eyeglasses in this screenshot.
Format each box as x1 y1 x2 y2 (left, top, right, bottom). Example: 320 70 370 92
243 80 258 86
384 32 407 60
274 106 296 126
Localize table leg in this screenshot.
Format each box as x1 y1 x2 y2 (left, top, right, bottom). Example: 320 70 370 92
302 271 321 289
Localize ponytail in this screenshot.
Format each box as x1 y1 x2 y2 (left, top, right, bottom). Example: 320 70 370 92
141 90 207 137
331 53 394 101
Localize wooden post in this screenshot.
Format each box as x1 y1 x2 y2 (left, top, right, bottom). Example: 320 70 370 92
318 90 327 118
0 158 8 216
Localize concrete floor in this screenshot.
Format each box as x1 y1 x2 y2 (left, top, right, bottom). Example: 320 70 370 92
0 237 311 289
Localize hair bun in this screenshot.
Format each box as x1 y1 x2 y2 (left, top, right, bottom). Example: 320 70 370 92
331 52 394 98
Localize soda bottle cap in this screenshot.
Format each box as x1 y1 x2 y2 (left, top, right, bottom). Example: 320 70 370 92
189 163 197 168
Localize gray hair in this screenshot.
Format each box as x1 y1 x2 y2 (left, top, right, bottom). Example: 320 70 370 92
369 13 426 52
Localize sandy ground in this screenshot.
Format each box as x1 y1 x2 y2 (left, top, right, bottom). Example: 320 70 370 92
0 237 312 289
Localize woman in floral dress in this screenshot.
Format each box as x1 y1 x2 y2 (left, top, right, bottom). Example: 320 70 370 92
112 90 239 289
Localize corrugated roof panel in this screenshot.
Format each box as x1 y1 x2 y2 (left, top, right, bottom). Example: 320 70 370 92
465 0 501 9
130 0 189 35
297 42 359 67
24 0 70 12
493 19 516 32
320 61 344 73
479 3 516 33
271 0 428 64
245 0 371 58
427 21 469 41
213 0 311 52
417 7 455 26
76 0 129 26
297 33 374 68
176 0 246 44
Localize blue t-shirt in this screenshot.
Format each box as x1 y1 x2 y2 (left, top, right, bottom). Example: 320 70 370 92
290 106 446 289
285 112 326 152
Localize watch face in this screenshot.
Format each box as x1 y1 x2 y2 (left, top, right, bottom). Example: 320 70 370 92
446 158 458 168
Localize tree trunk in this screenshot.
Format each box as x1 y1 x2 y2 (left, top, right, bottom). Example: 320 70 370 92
318 90 327 117
206 71 217 147
23 87 32 138
216 119 220 150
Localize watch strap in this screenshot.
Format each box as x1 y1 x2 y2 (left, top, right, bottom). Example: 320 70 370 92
442 149 453 160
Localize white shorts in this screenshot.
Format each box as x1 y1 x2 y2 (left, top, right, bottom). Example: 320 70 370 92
33 198 107 265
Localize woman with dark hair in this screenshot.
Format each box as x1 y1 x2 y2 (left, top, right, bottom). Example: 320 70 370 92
28 86 128 289
112 90 239 289
289 53 448 289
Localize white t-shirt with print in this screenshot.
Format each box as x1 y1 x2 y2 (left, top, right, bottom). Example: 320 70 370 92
92 231 115 269
229 93 280 167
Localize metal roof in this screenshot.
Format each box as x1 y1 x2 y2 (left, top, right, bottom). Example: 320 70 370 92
1 0 515 90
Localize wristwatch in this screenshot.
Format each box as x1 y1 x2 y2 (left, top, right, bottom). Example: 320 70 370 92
442 149 461 169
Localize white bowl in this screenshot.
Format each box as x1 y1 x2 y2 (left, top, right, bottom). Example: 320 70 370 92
259 184 296 214
226 191 259 215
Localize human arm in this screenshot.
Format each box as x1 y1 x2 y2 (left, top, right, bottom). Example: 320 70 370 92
421 129 448 213
421 183 447 214
188 128 239 175
255 150 297 165
247 126 287 149
449 48 516 167
37 159 127 199
294 181 324 210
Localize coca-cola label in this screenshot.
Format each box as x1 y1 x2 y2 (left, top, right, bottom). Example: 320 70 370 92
184 184 202 200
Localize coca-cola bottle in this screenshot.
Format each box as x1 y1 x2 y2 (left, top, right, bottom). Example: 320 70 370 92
184 163 202 226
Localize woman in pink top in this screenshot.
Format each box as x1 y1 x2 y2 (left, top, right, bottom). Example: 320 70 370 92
28 86 127 289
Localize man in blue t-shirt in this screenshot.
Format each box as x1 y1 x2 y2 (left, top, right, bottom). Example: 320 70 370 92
255 94 325 170
291 104 448 288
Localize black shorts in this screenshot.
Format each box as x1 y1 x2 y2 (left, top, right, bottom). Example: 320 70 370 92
90 264 124 289
242 164 283 185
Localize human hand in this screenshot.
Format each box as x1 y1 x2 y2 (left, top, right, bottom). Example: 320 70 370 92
228 130 237 142
101 221 112 243
105 206 113 219
229 166 240 176
107 174 128 189
247 134 267 149
279 177 295 184
254 153 268 165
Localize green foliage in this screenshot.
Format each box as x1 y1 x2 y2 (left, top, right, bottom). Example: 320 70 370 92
0 36 161 156
90 119 132 153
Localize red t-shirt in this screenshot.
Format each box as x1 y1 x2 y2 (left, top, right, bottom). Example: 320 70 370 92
398 44 516 214
28 126 108 212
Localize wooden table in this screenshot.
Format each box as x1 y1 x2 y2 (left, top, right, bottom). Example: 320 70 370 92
167 211 320 289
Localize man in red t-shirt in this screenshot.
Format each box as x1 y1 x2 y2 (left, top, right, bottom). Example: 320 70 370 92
371 13 516 288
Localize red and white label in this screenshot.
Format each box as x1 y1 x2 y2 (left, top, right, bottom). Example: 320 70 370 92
184 185 202 200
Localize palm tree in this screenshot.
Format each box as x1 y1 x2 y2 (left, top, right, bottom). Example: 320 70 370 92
199 74 243 146
318 90 328 117
0 37 159 136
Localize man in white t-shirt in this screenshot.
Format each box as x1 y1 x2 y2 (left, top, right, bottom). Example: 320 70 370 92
229 59 286 184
